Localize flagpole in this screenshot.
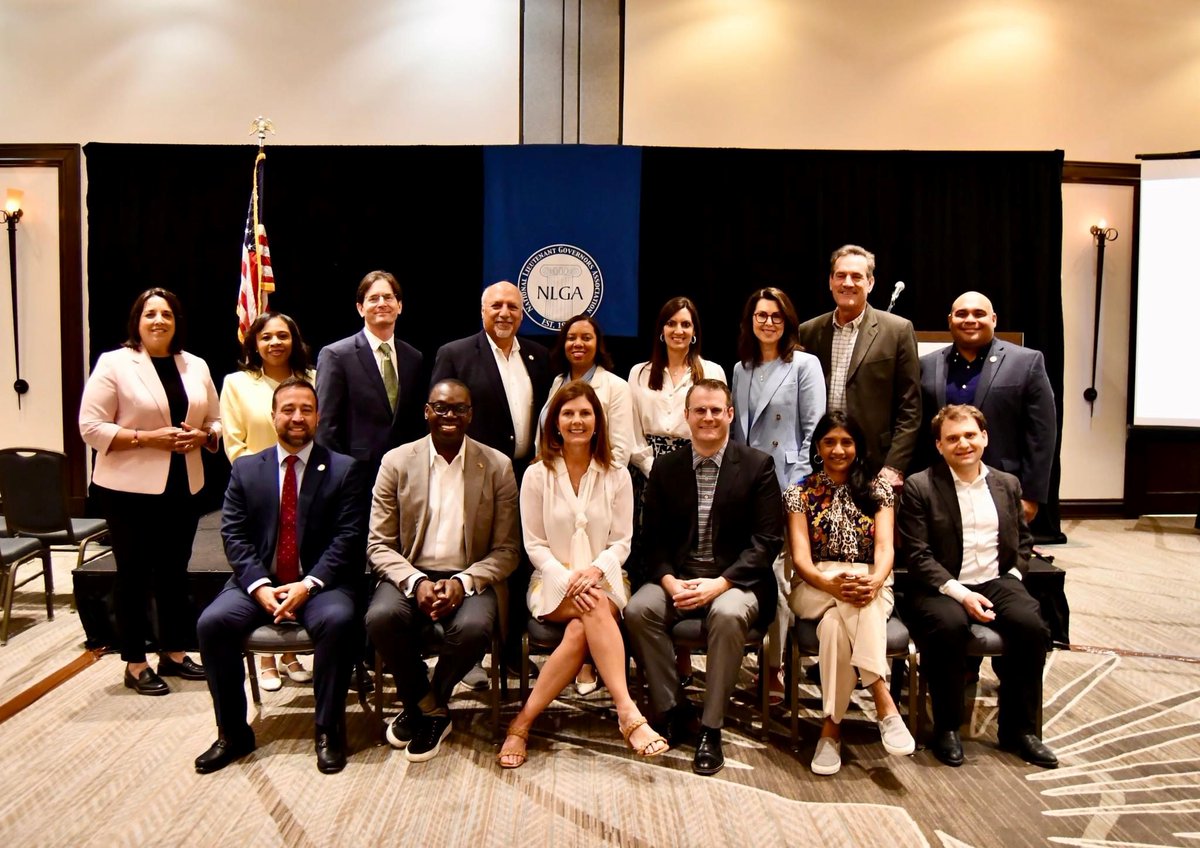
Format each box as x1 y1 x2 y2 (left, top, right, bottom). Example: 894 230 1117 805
249 116 275 312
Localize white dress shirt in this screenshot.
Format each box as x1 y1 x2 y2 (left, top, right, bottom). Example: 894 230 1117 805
404 437 475 596
363 327 398 382
940 465 1021 603
486 334 535 460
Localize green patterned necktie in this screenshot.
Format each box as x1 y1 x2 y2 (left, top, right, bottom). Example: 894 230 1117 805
378 342 399 411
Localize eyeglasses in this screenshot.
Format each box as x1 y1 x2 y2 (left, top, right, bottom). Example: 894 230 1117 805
428 402 471 416
753 311 784 326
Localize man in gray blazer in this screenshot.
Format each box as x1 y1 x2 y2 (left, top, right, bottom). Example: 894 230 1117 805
917 291 1057 522
899 404 1056 770
364 379 520 763
796 245 921 486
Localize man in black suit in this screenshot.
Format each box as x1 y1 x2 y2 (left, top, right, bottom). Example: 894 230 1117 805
796 244 921 487
195 377 367 775
917 291 1057 523
899 404 1057 769
429 280 552 482
429 280 552 679
624 379 783 776
316 270 424 470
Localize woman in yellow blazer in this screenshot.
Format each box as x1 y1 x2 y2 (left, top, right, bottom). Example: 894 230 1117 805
219 310 316 690
79 288 221 696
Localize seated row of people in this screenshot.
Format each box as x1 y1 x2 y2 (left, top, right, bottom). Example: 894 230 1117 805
191 374 1055 778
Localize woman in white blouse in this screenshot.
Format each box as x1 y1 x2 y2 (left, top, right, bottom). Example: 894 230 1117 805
498 382 668 768
628 296 727 479
539 312 635 695
218 311 316 691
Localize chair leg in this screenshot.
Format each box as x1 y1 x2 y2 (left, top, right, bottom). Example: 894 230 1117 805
906 645 919 737
1 565 15 646
790 637 800 749
520 632 530 704
490 630 502 742
245 653 262 706
373 653 388 744
759 641 769 740
41 548 54 620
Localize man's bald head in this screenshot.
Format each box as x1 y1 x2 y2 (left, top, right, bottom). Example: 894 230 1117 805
481 280 524 350
948 291 997 355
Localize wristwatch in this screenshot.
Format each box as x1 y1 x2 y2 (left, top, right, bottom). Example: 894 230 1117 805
302 576 320 595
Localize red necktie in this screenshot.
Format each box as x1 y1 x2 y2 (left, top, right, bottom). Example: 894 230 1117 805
277 454 300 584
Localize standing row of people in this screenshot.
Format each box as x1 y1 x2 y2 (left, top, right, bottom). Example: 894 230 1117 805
78 241 1059 776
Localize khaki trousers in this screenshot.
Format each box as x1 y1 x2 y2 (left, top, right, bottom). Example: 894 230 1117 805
789 562 893 723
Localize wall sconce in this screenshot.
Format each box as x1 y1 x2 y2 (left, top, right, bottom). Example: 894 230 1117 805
1 189 29 407
1083 219 1118 417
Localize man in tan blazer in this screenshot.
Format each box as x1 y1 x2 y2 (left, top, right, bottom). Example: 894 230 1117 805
365 379 520 762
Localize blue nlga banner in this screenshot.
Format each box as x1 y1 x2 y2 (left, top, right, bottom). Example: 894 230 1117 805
483 145 641 336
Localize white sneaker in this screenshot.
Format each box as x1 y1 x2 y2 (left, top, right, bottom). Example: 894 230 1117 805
811 736 842 776
259 667 282 692
879 714 916 756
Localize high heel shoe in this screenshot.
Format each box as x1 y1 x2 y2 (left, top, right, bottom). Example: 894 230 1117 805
498 721 530 769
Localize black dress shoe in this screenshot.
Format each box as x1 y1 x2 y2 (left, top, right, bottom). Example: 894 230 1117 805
693 726 725 775
930 729 964 767
999 733 1059 769
124 666 169 696
663 702 701 749
157 655 206 681
316 730 347 774
195 735 255 774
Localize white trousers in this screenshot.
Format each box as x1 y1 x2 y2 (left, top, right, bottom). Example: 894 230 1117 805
789 562 894 723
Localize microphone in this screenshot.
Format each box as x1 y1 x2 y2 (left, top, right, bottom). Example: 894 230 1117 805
887 281 906 313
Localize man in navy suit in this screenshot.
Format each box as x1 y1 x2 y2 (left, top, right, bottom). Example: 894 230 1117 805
429 280 552 482
316 270 424 470
916 291 1057 523
195 377 366 775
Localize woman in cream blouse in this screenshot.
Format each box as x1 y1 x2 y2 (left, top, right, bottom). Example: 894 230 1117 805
498 381 668 768
218 310 316 690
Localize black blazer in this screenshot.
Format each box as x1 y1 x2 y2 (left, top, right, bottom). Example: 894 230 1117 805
915 340 1057 504
221 443 367 593
642 440 783 632
315 331 424 467
898 461 1033 596
429 331 552 459
796 304 922 474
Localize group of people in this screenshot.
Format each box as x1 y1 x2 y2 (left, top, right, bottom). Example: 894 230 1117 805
77 244 1061 779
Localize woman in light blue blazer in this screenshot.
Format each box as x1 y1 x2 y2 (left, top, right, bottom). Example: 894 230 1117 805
731 287 826 699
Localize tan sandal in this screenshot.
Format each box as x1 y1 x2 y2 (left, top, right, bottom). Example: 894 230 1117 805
620 716 670 758
498 722 530 769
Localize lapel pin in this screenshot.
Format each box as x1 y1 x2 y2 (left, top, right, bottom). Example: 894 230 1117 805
989 356 997 362
527 354 534 361
317 464 326 471
477 462 484 469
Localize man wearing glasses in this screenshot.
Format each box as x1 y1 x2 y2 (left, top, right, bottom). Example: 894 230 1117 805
364 379 520 762
625 379 783 776
316 270 425 470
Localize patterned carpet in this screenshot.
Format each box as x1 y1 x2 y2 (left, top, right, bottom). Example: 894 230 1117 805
0 517 1197 847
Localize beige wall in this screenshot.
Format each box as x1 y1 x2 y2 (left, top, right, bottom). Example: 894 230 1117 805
624 0 1200 162
1 1 520 145
0 167 64 452
1060 184 1133 501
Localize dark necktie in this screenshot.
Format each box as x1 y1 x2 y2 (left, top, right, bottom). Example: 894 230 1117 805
277 454 300 584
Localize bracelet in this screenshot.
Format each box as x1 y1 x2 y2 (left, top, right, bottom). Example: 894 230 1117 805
131 429 141 449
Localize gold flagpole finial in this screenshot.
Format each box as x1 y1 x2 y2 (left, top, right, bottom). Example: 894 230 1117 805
248 116 276 148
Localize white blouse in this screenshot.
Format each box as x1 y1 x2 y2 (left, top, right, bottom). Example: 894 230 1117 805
627 358 727 476
520 457 634 617
539 366 635 468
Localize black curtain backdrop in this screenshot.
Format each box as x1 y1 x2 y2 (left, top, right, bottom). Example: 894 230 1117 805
83 144 1064 537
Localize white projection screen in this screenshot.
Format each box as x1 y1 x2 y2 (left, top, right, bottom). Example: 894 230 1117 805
1133 157 1200 427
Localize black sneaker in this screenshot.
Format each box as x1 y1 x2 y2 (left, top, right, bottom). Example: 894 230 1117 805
385 709 419 749
405 714 452 763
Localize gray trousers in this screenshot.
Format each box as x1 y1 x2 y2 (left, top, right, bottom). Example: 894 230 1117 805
625 582 758 728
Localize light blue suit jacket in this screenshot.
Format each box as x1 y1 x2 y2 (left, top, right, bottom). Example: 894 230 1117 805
731 351 827 491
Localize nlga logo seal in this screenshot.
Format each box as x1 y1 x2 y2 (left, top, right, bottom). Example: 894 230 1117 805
517 244 604 331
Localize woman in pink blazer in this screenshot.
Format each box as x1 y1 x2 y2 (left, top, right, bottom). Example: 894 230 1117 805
79 288 222 696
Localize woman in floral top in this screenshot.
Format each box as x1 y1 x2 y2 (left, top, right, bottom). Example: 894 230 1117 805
784 411 915 776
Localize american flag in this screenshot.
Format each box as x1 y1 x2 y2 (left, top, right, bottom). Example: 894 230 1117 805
236 150 275 343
